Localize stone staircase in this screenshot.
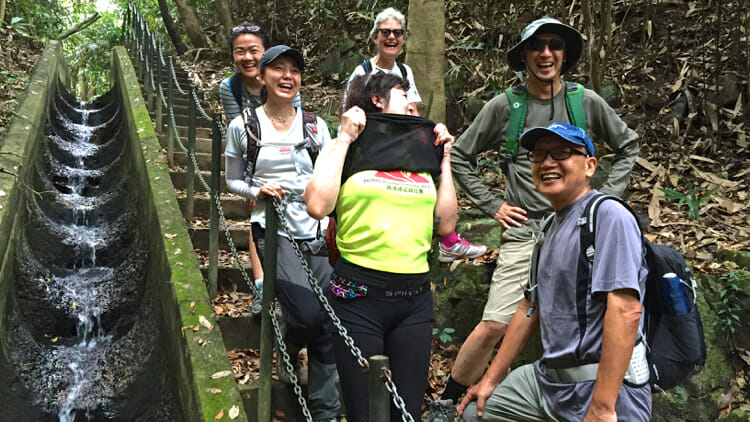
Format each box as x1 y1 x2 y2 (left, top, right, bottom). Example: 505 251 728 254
143 60 309 420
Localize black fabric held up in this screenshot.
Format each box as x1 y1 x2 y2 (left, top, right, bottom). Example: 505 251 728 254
341 112 443 183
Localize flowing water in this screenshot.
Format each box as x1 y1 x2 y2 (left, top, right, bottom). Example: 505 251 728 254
0 87 180 421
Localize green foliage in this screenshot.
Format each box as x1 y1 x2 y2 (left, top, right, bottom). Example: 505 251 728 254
660 183 720 220
432 327 456 344
713 269 743 349
5 17 33 37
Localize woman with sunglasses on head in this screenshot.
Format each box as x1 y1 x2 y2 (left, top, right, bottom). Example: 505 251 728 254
304 72 458 422
224 45 340 422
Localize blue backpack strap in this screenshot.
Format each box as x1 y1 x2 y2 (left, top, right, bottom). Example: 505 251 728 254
362 59 372 73
504 85 527 159
564 81 587 133
229 71 244 109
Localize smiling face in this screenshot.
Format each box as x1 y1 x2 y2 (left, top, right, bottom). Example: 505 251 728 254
372 18 404 59
232 34 265 82
522 32 566 83
372 87 410 115
531 135 597 210
259 56 301 102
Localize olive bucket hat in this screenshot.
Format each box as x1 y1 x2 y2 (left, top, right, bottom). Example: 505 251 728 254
507 17 583 74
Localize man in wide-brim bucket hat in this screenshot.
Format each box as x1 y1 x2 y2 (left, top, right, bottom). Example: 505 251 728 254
426 15 641 422
507 16 584 75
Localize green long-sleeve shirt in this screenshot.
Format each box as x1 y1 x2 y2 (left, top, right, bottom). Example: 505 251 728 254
451 85 639 240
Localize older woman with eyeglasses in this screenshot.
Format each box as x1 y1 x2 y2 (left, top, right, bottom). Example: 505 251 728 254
344 8 421 114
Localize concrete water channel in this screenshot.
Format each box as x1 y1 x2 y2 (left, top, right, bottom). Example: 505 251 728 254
0 43 247 421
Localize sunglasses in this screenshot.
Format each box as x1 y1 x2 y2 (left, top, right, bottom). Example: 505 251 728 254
377 28 405 38
525 36 566 52
527 146 588 163
232 24 261 35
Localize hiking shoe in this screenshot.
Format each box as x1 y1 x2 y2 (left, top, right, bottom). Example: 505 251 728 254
426 398 456 422
439 236 488 263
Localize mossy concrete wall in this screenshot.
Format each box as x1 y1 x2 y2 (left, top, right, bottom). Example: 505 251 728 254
112 46 248 422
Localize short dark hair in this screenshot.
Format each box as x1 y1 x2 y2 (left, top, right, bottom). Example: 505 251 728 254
229 23 270 53
343 72 410 113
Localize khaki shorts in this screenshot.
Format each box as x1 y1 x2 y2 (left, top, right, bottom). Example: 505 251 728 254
482 237 536 324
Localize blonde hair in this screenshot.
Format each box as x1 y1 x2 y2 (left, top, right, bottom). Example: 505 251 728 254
370 7 406 37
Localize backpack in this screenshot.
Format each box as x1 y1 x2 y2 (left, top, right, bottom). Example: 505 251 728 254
242 106 321 177
361 59 408 81
528 193 706 392
504 81 586 159
228 71 244 109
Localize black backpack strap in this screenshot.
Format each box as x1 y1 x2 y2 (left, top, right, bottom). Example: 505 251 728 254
243 107 262 177
362 59 372 73
576 194 642 358
229 71 244 109
301 110 321 164
396 61 408 81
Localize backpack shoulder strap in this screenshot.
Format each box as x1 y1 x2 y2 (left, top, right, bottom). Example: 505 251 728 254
396 61 408 80
243 107 262 176
525 211 556 317
302 110 321 164
505 84 528 159
229 71 244 109
362 59 372 73
564 81 587 133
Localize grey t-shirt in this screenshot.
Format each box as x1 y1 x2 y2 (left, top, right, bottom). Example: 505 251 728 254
533 190 651 421
224 107 331 239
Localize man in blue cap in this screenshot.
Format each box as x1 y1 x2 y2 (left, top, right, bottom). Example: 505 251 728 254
458 122 651 421
428 17 641 420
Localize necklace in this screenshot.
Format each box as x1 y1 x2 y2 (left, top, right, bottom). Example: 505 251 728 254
263 104 295 124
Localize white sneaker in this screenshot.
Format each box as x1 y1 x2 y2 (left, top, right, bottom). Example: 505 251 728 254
438 236 487 263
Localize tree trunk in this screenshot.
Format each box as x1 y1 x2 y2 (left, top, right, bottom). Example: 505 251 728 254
157 0 188 55
405 0 446 123
214 0 233 50
0 0 6 26
172 0 209 49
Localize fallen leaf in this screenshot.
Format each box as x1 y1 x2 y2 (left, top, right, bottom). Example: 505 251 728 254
229 405 240 419
190 301 196 314
449 259 462 272
211 370 233 379
215 409 224 419
199 315 214 330
205 388 222 394
165 233 177 241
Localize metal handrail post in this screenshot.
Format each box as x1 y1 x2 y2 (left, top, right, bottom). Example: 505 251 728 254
166 57 175 168
369 355 391 422
185 87 196 221
259 201 278 422
208 114 221 298
155 42 163 133
144 32 153 110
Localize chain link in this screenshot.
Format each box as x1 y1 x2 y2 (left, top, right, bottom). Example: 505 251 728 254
268 300 313 421
168 57 188 96
382 369 416 422
191 87 216 123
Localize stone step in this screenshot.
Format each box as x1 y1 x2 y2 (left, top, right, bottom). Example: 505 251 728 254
189 225 250 250
177 195 250 219
169 170 229 193
217 316 260 350
157 134 220 154
203 267 258 293
173 151 225 171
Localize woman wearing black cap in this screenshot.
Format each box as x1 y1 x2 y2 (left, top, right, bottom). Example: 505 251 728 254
224 45 340 422
304 72 458 422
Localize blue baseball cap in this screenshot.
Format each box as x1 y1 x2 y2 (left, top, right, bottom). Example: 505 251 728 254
520 122 595 157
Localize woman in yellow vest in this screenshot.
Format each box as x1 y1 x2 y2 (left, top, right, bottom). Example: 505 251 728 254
304 72 457 421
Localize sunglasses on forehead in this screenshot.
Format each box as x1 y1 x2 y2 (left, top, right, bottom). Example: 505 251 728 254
377 28 405 38
232 24 261 35
525 36 566 52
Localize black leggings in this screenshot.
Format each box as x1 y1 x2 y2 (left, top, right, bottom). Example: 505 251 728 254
328 287 433 422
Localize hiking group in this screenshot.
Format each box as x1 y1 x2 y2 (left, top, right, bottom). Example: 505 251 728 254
220 6 704 422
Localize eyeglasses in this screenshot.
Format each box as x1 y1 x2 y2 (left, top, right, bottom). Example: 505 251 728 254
232 24 261 35
377 28 405 38
524 36 566 52
527 146 588 163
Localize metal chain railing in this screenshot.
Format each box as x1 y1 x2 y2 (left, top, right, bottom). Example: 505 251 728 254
124 4 416 420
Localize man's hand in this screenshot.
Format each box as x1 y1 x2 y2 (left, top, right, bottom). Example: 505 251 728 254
457 377 498 418
494 202 528 229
